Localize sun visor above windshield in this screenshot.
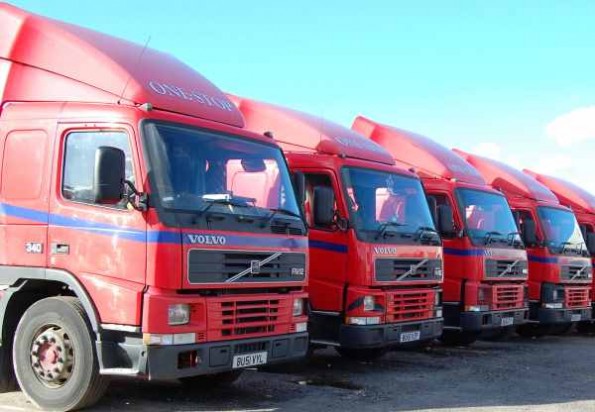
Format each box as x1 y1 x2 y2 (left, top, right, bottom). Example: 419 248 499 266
0 3 243 127
228 95 395 165
352 116 486 185
455 149 560 203
524 169 595 214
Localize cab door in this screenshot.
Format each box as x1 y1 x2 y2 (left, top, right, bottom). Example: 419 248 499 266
48 123 147 326
300 169 348 312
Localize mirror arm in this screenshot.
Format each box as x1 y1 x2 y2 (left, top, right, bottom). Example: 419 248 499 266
124 180 148 212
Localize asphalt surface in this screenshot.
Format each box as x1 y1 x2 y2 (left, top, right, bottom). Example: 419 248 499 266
2 332 595 411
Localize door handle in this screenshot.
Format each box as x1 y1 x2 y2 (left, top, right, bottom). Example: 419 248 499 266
51 243 70 255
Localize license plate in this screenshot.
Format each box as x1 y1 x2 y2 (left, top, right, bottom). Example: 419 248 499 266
232 351 268 369
400 331 421 343
571 314 582 322
501 317 514 327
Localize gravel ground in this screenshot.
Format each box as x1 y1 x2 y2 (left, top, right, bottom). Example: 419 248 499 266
2 333 595 411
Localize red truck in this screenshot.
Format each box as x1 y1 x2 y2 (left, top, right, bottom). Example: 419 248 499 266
457 151 592 336
523 170 595 332
0 4 309 410
353 117 529 345
230 96 443 360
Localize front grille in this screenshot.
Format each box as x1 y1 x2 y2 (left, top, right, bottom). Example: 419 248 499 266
485 259 528 278
479 284 525 310
188 250 306 283
375 259 442 282
207 297 288 339
564 287 591 308
386 289 436 322
560 264 592 281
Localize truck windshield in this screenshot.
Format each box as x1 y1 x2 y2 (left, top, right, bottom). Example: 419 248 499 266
537 206 588 256
457 188 522 248
341 167 439 245
142 121 302 227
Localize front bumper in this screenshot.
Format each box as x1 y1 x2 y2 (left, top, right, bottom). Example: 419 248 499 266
100 332 308 380
458 309 529 332
529 302 592 324
338 318 443 349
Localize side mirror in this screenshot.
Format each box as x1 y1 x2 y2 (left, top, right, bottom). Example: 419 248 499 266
93 146 125 205
426 196 438 224
313 186 335 227
437 204 456 237
587 233 595 256
292 171 306 207
521 218 538 247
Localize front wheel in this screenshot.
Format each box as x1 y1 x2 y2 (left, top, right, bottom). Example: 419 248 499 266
180 370 243 387
516 323 551 338
439 330 478 346
576 322 595 335
13 297 109 411
335 347 388 361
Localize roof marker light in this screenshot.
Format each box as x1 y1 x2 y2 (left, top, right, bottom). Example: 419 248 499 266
138 102 153 112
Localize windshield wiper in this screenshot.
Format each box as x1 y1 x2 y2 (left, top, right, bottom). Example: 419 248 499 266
414 226 439 243
260 208 303 228
195 197 254 218
559 241 573 255
506 231 522 247
375 222 407 240
484 231 503 245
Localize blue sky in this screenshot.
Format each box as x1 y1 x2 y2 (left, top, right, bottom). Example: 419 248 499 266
11 1 595 193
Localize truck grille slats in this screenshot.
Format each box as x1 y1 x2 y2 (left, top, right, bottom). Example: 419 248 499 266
565 287 590 308
485 259 527 278
375 259 441 282
479 284 525 310
386 289 436 322
560 265 592 282
208 297 292 340
188 250 306 283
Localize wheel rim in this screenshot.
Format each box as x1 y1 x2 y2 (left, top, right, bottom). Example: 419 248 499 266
30 325 75 388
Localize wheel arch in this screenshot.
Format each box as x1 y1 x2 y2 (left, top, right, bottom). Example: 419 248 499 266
0 266 101 343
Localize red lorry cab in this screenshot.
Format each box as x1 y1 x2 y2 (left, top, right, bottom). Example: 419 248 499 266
0 4 308 410
524 170 595 324
230 96 443 360
456 151 592 335
353 117 528 345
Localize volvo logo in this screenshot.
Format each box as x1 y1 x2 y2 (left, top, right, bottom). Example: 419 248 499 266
250 260 261 274
374 246 398 255
187 234 227 245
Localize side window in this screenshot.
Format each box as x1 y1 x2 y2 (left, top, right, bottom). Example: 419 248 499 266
304 173 336 229
62 131 134 208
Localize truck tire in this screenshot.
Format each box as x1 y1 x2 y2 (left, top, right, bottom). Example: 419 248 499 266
180 370 243 387
335 347 388 361
439 330 478 346
576 321 595 335
516 323 551 338
549 322 573 335
481 326 515 342
13 296 109 411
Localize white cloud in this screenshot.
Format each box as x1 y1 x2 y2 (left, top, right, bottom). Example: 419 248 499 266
470 142 503 161
546 106 595 147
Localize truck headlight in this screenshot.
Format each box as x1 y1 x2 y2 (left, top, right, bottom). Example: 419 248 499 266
347 316 381 326
293 298 305 316
168 304 190 325
363 296 376 311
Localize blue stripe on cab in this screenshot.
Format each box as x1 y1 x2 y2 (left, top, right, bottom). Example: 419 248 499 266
443 247 485 257
309 240 348 253
528 255 558 264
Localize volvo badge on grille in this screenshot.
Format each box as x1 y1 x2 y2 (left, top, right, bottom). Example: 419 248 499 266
251 260 261 274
